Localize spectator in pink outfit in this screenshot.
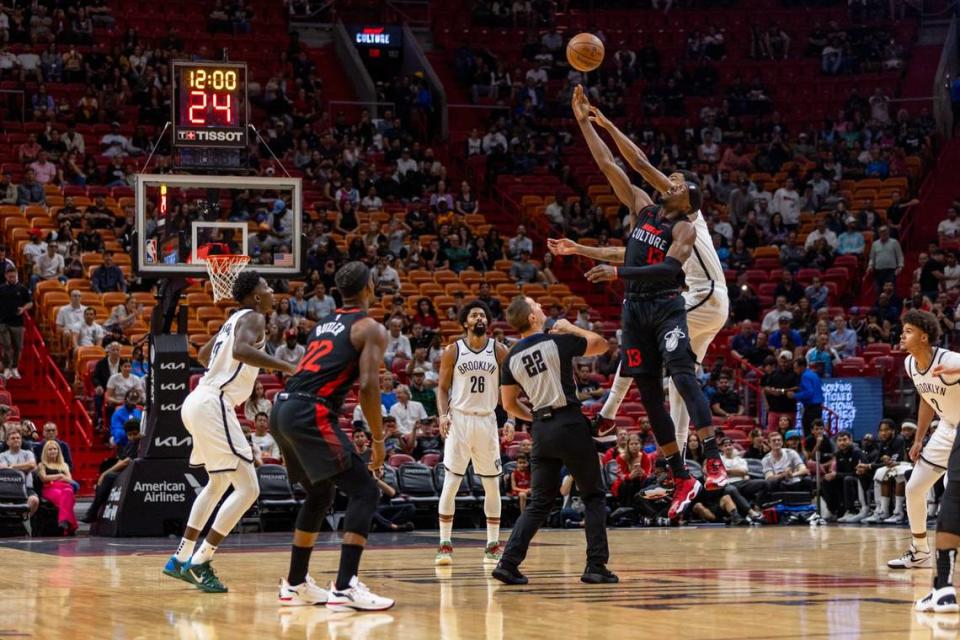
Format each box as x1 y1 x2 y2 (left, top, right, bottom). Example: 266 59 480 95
37 439 77 535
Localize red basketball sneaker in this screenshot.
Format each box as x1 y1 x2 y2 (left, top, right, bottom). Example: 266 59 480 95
703 457 729 491
592 415 617 438
668 475 701 521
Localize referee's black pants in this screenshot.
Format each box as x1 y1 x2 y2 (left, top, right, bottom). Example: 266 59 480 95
501 406 609 570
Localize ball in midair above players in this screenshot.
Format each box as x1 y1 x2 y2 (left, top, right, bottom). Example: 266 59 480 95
566 33 604 72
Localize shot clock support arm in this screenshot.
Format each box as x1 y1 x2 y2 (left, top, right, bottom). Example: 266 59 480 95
137 121 171 174
248 123 292 178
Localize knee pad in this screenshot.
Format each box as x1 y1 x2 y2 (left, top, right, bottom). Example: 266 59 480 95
295 481 336 533
937 482 960 535
342 477 379 538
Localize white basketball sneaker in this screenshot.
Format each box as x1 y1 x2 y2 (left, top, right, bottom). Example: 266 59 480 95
326 577 395 612
278 575 329 606
888 544 932 569
916 586 960 613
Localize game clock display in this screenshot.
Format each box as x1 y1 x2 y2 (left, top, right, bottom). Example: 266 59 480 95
172 61 248 148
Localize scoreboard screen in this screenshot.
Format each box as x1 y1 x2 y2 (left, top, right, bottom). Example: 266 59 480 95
172 61 248 148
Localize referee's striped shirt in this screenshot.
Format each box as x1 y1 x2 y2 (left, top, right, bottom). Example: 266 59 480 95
501 333 587 412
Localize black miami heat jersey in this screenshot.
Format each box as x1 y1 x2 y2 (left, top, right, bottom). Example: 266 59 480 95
284 308 365 408
623 205 684 295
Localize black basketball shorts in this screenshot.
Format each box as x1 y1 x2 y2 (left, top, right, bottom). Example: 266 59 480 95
620 294 697 379
270 395 354 484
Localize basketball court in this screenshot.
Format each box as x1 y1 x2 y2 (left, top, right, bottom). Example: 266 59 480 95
0 526 946 639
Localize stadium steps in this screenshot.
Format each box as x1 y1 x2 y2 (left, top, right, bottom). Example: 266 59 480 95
425 51 485 137
9 318 104 495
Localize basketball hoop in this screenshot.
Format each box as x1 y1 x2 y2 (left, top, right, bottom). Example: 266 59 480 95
202 254 250 302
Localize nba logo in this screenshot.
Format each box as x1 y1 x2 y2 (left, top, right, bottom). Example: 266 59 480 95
145 239 157 264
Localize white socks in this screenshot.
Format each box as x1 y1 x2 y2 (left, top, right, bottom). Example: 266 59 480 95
439 516 453 543
175 538 196 563
191 540 218 565
915 536 931 553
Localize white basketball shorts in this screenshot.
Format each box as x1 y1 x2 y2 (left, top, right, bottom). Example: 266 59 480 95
181 386 254 473
443 410 502 477
921 422 956 471
683 285 729 362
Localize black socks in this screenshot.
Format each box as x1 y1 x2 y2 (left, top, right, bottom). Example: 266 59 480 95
335 544 364 591
288 544 313 586
934 549 956 590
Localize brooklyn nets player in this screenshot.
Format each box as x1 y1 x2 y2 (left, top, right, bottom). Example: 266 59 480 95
435 300 509 566
163 271 296 593
889 310 957 570
910 309 960 612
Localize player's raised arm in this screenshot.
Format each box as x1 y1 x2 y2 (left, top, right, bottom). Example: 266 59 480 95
354 317 389 470
233 311 297 375
585 219 695 283
436 342 458 438
589 105 672 196
572 85 651 214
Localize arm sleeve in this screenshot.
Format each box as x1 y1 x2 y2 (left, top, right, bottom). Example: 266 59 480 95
555 334 588 359
616 256 683 282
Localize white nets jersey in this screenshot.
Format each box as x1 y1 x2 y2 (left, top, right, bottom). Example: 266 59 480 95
906 347 960 430
685 211 726 293
198 309 265 406
449 338 499 415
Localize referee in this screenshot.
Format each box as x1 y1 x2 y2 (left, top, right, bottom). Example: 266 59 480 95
492 295 617 585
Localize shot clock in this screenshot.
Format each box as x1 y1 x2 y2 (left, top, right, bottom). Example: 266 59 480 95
172 60 248 149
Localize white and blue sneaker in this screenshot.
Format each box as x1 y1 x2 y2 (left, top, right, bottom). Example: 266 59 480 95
162 556 190 582
326 577 395 612
279 575 329 606
916 586 960 613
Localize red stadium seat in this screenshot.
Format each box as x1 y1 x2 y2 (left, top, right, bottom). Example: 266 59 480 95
388 454 415 467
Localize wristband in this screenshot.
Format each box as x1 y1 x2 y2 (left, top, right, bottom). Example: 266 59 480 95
373 437 385 443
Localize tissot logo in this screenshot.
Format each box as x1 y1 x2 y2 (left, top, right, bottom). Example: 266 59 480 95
160 383 186 391
159 403 182 412
160 362 186 370
155 436 192 447
179 130 243 142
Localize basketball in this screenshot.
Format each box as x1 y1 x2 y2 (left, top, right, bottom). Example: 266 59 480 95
566 33 604 72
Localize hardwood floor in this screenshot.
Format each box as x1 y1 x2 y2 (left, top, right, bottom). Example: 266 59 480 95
0 526 951 639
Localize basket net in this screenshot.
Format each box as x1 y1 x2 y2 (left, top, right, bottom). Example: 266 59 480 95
202 254 251 302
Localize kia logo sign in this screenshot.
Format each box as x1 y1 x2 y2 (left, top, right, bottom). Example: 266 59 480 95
159 403 182 412
155 436 192 447
160 362 186 370
160 383 186 391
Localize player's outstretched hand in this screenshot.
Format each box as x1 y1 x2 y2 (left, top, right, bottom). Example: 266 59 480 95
932 364 960 377
588 106 612 131
549 319 576 334
369 440 385 475
585 264 617 283
547 237 578 256
571 84 591 122
280 362 297 376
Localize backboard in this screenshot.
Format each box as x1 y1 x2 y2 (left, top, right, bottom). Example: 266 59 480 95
134 174 303 277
